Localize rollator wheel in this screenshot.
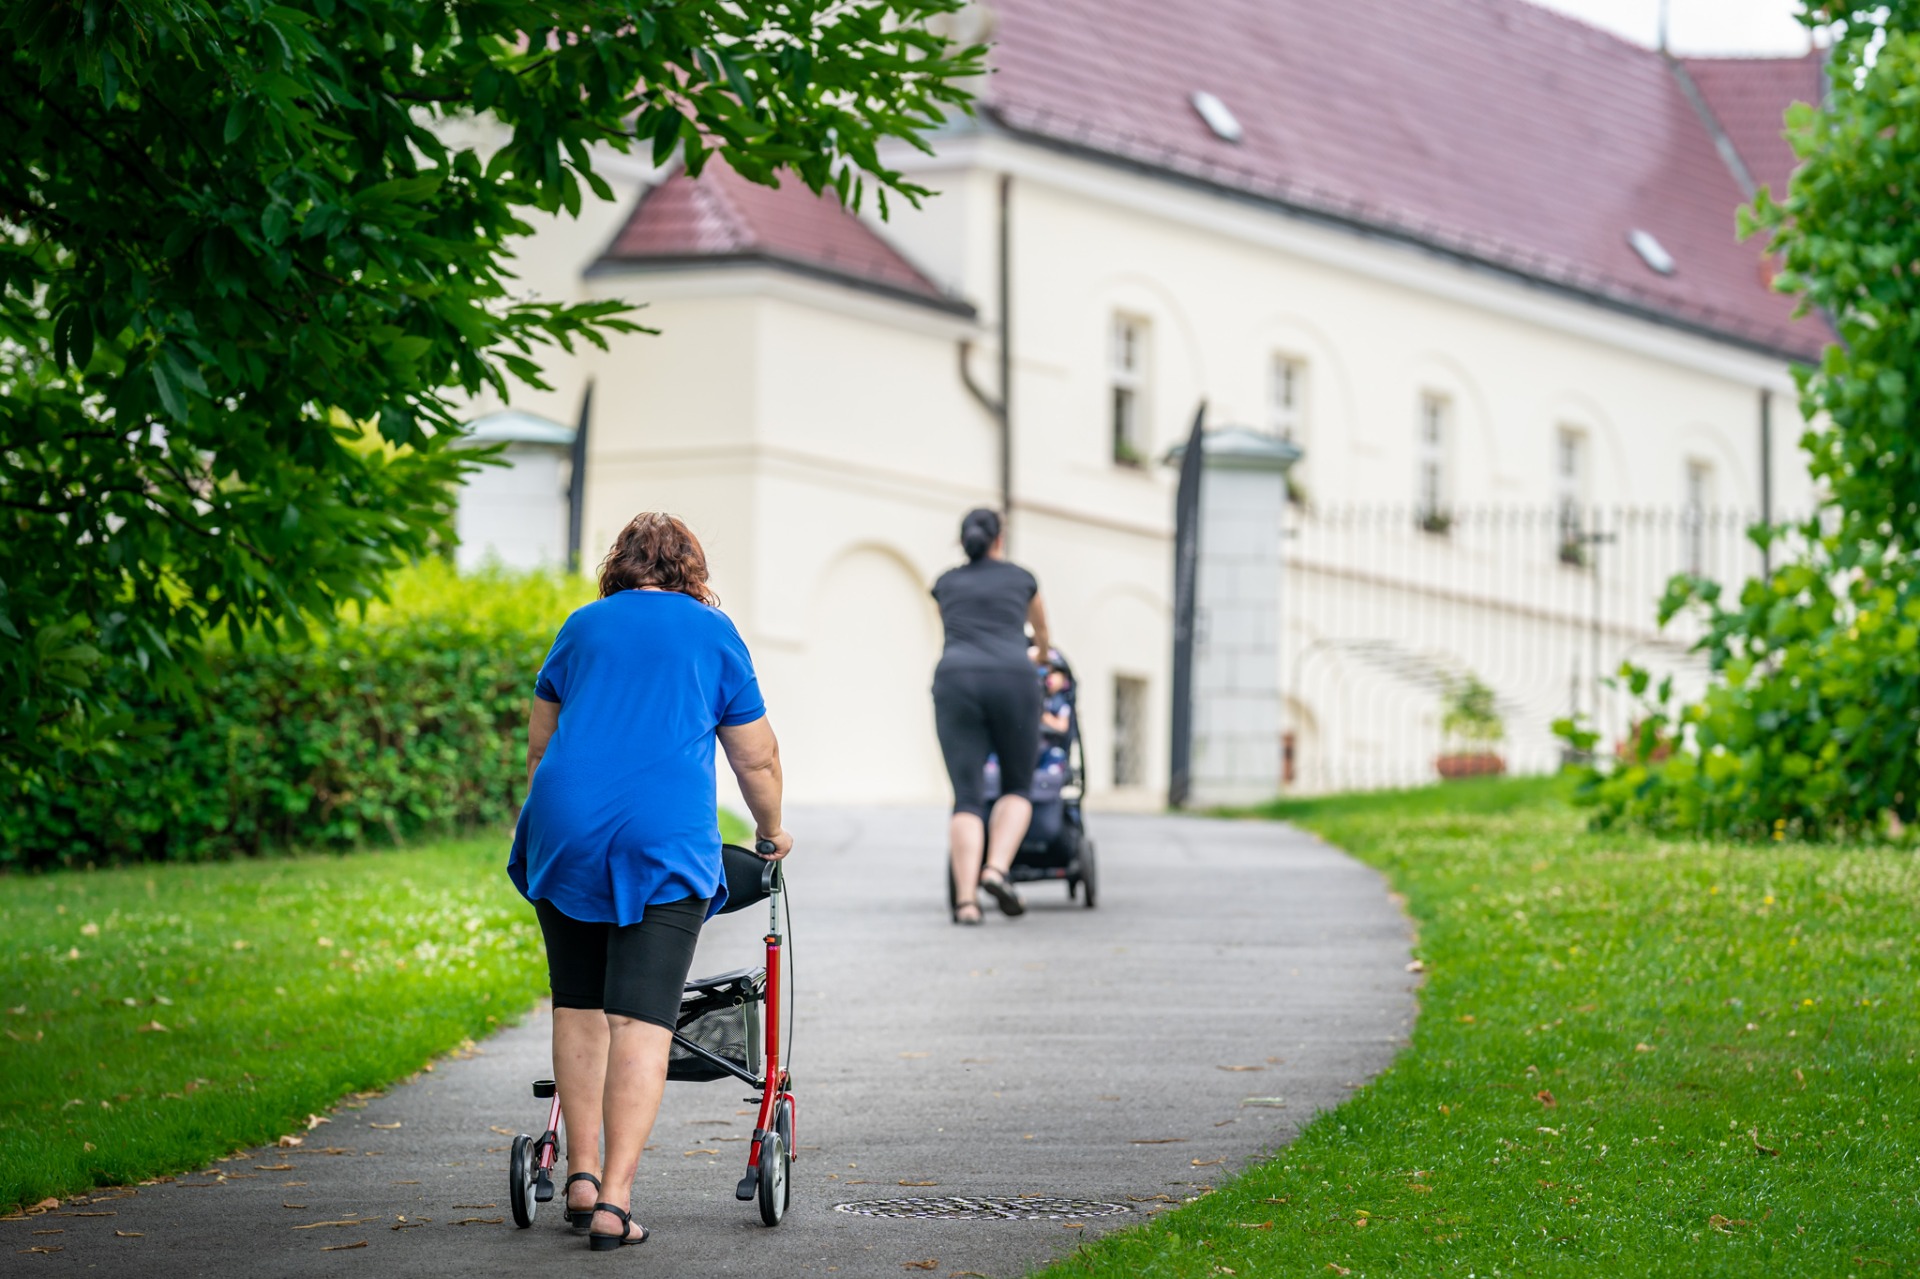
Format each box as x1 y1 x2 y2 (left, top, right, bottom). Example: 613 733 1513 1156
1079 840 1099 909
508 1133 537 1228
756 1126 790 1226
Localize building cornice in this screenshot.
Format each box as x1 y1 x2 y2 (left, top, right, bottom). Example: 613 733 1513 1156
883 132 1808 393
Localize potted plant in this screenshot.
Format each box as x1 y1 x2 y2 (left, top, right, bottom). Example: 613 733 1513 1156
1436 674 1506 779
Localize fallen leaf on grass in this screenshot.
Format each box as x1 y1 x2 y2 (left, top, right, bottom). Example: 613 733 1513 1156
305 1115 331 1130
1236 1222 1274 1230
19 1246 63 1255
1130 1138 1186 1145
320 1241 366 1251
113 1230 143 1238
255 1164 295 1172
370 1123 401 1130
1405 959 1426 973
1750 1129 1780 1157
902 1263 938 1272
1191 1158 1226 1167
453 1218 503 1226
1216 1065 1264 1072
1326 1265 1351 1275
27 1198 59 1214
1536 1089 1556 1108
276 1136 304 1149
1634 1043 1654 1053
135 1021 168 1033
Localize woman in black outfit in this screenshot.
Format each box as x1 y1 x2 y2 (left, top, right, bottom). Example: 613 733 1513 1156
931 509 1052 924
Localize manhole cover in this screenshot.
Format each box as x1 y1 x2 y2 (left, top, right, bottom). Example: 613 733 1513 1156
832 1196 1131 1221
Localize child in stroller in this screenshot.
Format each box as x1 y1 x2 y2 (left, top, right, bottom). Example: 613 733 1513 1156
954 650 1098 912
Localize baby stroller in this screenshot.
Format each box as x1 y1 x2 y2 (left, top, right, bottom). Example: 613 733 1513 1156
508 842 796 1230
946 650 1098 912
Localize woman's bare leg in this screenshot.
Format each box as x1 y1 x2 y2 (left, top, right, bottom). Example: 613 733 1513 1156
552 1006 608 1214
949 811 987 911
984 794 1033 876
591 1014 673 1240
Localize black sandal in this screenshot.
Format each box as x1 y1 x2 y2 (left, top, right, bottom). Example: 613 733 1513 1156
952 902 983 926
979 867 1026 917
564 1172 601 1228
587 1202 648 1250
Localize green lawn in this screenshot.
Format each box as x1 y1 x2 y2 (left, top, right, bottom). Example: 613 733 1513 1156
0 832 546 1212
1041 777 1920 1277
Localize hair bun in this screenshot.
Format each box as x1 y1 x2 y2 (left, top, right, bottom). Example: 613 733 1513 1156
960 508 1001 562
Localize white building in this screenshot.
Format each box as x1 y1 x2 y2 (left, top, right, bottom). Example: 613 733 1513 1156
458 0 1829 804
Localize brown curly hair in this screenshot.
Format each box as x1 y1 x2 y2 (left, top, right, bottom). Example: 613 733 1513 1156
597 512 719 605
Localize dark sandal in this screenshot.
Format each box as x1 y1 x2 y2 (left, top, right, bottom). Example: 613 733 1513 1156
587 1202 648 1250
952 902 983 926
564 1172 601 1228
979 868 1026 917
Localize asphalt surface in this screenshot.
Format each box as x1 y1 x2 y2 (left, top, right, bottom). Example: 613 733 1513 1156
7 807 1417 1278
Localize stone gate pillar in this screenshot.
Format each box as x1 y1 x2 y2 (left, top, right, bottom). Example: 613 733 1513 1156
1172 427 1302 808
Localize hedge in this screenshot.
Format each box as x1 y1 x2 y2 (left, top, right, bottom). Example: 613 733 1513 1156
1 562 593 868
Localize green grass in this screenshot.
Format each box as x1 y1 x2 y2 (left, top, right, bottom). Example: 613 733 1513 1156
1044 777 1920 1277
0 833 545 1212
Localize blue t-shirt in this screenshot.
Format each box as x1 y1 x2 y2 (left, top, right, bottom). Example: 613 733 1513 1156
508 590 766 925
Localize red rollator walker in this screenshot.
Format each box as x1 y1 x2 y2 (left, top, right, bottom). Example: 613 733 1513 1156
508 842 796 1228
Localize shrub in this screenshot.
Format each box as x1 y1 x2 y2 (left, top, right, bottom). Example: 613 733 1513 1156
0 561 592 868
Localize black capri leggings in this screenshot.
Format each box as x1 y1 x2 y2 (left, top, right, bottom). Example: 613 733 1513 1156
534 895 708 1030
933 666 1043 820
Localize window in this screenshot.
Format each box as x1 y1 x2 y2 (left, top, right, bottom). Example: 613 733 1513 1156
1684 459 1713 575
1268 356 1306 441
1555 427 1588 566
1110 315 1148 466
1416 393 1450 532
1113 675 1148 788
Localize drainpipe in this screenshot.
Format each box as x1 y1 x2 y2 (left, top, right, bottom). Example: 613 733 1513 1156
1759 387 1773 577
959 174 1013 533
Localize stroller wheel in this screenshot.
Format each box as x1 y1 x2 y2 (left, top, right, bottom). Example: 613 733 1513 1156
508 1133 537 1228
1079 840 1098 909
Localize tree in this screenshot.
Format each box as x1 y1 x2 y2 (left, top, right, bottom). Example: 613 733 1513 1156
1567 3 1920 838
0 0 981 784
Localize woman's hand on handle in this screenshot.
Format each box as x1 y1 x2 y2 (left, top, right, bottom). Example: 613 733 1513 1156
754 830 794 862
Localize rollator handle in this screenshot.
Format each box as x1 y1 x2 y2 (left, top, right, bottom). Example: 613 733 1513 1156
755 839 779 858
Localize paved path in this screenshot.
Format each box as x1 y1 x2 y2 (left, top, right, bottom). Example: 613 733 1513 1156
11 808 1417 1278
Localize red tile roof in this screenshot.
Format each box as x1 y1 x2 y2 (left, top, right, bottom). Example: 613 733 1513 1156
599 158 967 313
1683 53 1826 199
981 0 1828 359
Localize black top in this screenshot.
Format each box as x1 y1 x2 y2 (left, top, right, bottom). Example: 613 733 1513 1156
931 558 1039 675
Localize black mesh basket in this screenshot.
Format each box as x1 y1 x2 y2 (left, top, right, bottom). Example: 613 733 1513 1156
667 973 765 1083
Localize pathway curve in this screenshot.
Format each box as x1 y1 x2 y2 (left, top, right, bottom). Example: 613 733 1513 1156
12 807 1417 1278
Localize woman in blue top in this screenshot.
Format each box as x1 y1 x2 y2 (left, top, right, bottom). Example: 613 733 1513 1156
510 512 791 1251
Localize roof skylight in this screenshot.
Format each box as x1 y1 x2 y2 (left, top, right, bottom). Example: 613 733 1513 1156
1628 228 1675 276
1190 91 1244 144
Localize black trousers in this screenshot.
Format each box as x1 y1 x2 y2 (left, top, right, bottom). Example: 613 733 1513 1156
933 666 1042 819
534 895 708 1030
